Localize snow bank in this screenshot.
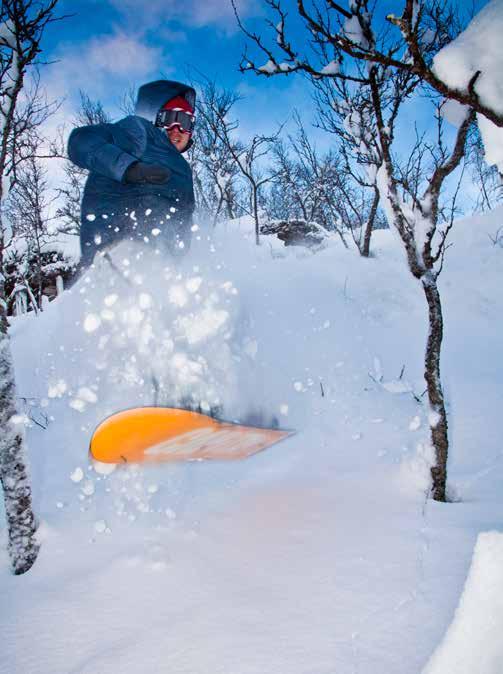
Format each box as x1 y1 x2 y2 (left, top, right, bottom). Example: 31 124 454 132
423 531 503 674
433 0 503 170
1 210 502 674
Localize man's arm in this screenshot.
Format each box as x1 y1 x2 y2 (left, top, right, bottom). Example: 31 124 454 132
67 116 148 183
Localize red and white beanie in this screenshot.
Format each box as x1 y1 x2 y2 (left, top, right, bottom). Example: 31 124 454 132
162 95 194 115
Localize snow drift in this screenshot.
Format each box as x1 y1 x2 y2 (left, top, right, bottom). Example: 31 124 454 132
1 210 502 674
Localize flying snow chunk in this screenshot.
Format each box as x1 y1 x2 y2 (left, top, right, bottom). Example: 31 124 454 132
221 281 238 295
409 416 421 431
84 314 101 333
293 381 304 392
77 387 97 404
86 214 96 222
177 308 229 345
139 293 152 309
186 277 202 294
48 379 67 398
69 398 86 412
70 467 84 483
104 294 118 307
168 285 188 307
82 481 95 496
91 459 117 476
94 520 107 534
124 306 144 325
280 404 289 416
101 309 115 322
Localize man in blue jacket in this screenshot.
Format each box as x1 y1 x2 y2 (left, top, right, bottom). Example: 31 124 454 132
68 80 196 266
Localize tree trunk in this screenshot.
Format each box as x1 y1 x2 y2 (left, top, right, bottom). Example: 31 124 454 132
422 275 449 502
0 213 39 574
225 188 236 220
212 192 224 228
0 330 40 574
252 185 260 245
361 186 379 258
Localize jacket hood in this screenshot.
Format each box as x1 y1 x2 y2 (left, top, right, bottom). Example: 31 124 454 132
135 80 196 123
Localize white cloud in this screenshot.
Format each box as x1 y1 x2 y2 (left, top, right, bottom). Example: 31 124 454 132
85 33 162 77
188 0 254 26
45 31 163 105
107 0 259 31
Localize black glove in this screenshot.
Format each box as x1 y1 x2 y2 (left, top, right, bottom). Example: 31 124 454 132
124 161 171 185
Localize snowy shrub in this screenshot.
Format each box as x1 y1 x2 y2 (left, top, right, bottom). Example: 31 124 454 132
260 219 331 250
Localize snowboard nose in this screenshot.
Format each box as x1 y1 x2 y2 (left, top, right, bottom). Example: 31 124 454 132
90 406 293 464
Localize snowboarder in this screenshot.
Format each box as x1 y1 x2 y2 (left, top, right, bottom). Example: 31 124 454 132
68 80 196 266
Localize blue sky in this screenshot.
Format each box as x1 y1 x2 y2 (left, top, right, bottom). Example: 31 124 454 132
42 0 301 140
41 0 489 156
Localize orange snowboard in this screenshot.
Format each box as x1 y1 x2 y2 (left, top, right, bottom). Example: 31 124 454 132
89 407 293 464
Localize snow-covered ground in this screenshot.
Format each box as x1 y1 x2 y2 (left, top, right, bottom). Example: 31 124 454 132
1 209 502 674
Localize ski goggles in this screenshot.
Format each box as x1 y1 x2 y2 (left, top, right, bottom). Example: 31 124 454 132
156 109 195 134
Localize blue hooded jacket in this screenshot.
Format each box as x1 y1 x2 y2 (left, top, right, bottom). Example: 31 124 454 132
68 80 196 264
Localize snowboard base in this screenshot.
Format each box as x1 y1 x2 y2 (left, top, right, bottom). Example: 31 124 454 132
90 407 293 464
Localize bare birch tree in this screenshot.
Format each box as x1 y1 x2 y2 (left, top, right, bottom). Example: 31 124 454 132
6 142 69 309
234 0 477 501
466 127 503 212
313 74 383 256
197 80 281 244
0 0 61 574
268 114 349 246
188 81 242 226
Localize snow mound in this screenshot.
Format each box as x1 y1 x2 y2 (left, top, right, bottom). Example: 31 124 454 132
2 211 503 674
423 531 503 674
